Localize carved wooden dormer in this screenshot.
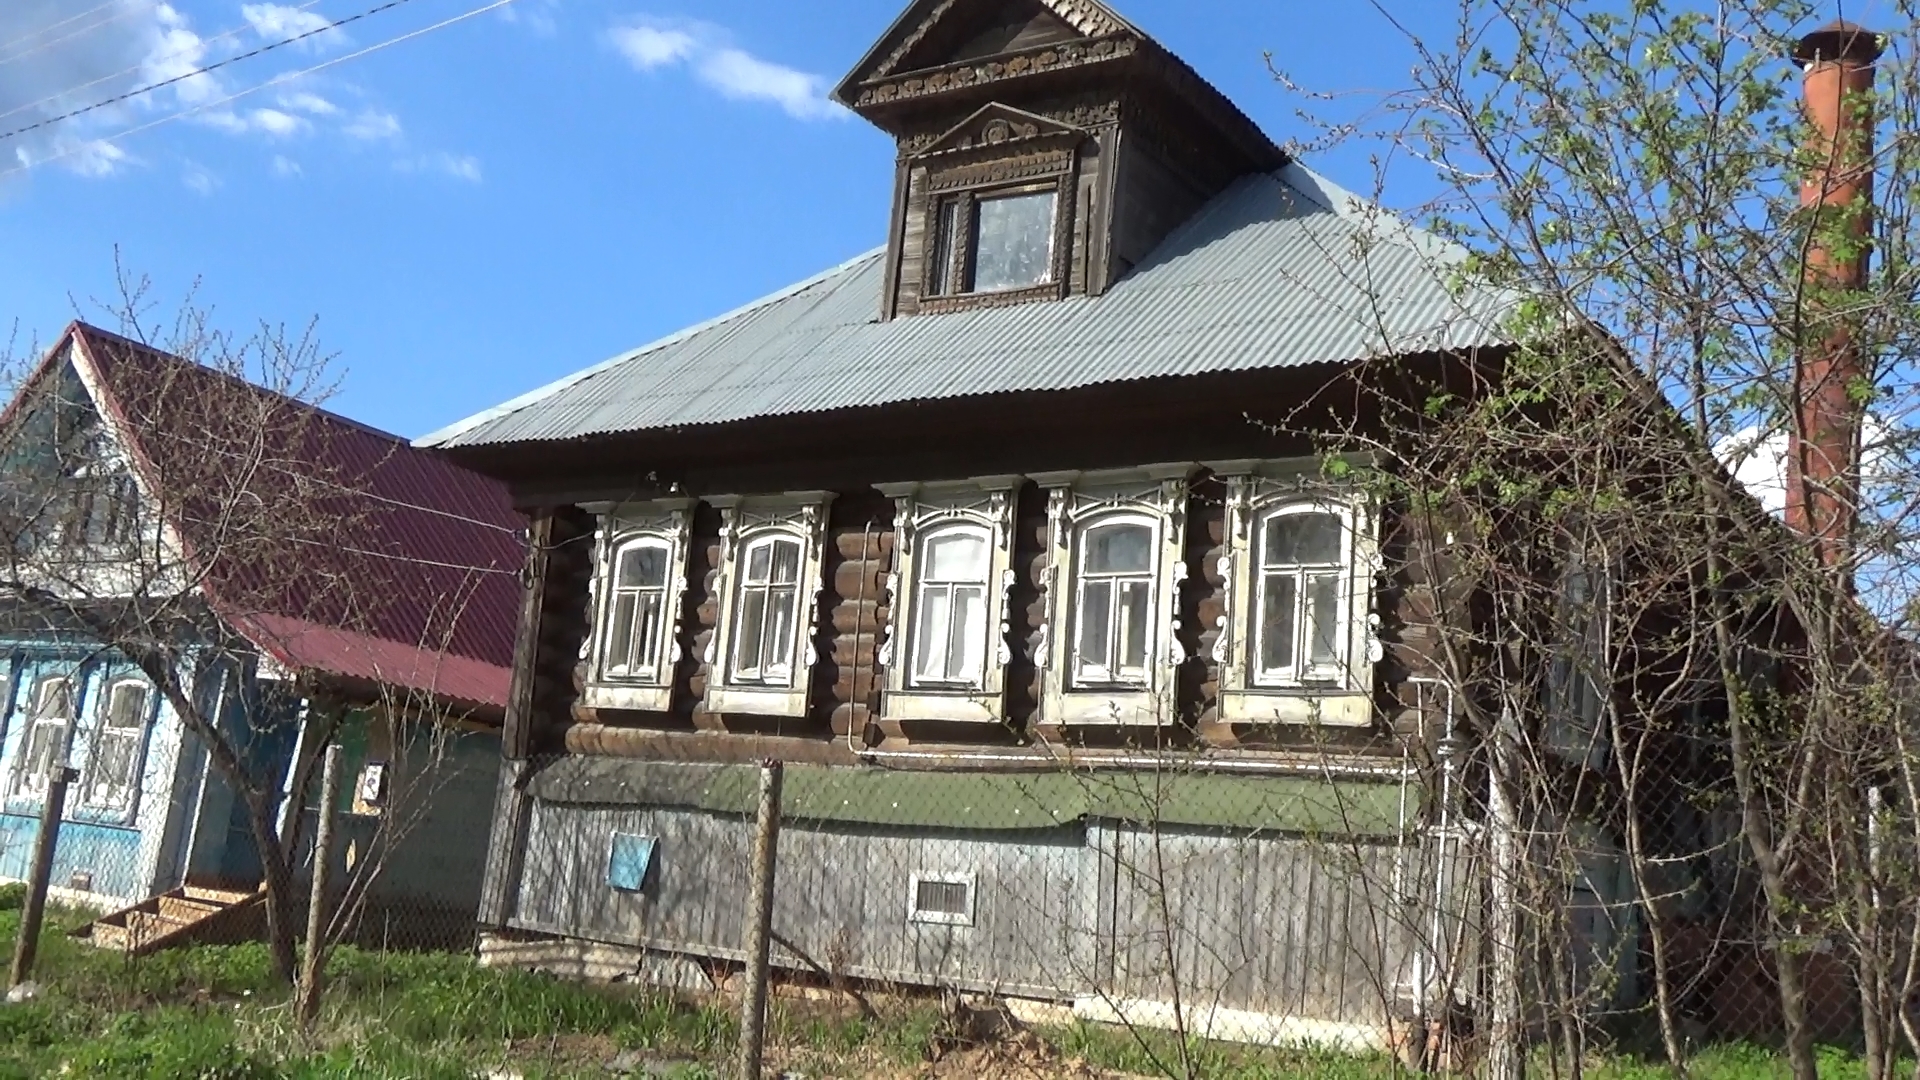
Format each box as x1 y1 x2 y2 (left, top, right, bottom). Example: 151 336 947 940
834 0 1286 320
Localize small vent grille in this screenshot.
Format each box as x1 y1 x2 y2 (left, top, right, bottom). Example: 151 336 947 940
910 874 973 925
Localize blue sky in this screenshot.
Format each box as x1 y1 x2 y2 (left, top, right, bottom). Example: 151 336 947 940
0 0 1457 439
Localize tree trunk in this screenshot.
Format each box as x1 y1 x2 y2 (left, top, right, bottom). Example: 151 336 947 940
244 789 301 985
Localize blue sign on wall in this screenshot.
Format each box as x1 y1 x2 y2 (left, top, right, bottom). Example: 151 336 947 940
606 831 657 893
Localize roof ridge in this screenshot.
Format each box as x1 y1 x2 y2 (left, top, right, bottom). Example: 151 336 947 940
415 246 888 449
71 322 410 447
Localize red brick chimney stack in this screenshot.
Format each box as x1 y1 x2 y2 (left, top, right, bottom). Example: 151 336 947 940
1787 19 1882 574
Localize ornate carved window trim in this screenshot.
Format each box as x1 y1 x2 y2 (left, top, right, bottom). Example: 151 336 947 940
1210 459 1379 727
579 497 696 714
704 491 835 719
1036 464 1193 728
917 136 1080 313
876 476 1022 724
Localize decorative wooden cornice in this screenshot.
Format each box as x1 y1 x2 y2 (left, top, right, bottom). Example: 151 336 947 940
925 145 1075 191
853 33 1138 110
900 99 1116 156
914 102 1085 157
864 0 1131 84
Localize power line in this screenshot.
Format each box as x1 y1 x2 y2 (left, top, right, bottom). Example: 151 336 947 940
0 0 524 180
0 0 331 129
0 6 142 69
0 2 121 62
0 0 422 147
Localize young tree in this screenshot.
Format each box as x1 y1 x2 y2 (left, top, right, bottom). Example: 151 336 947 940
1282 3 1920 1077
0 270 508 985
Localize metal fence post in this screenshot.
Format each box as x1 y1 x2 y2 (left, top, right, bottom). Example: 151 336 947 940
296 744 343 1029
9 766 76 989
737 759 784 1080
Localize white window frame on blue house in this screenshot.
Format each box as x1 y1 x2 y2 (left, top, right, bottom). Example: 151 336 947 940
79 676 154 816
12 675 77 798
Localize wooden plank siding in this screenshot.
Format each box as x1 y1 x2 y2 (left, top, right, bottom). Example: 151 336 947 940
515 801 1091 1000
507 796 1432 1028
1102 826 1416 1027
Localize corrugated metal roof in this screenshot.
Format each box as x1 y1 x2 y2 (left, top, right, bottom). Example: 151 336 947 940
420 164 1514 450
65 325 524 709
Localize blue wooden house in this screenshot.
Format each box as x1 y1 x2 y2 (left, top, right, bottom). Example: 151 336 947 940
0 323 523 946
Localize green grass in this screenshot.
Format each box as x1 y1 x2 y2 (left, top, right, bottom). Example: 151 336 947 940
0 903 1893 1079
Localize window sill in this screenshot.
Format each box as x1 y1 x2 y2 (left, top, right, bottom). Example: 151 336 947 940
580 682 674 714
881 689 1003 724
918 281 1061 314
1218 690 1371 727
707 685 809 719
1053 689 1163 727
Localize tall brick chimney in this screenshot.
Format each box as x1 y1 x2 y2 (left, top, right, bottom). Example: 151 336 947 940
1787 20 1881 575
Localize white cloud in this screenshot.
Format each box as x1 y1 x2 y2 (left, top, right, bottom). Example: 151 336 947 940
609 24 699 70
396 152 482 183
606 18 842 121
278 91 339 117
497 0 559 37
242 3 346 49
249 107 308 137
698 47 840 120
143 3 224 106
343 108 402 141
0 3 405 181
55 136 129 178
182 162 218 194
271 154 302 177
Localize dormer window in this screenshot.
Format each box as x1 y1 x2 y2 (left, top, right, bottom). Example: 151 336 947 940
928 187 1059 297
910 106 1083 314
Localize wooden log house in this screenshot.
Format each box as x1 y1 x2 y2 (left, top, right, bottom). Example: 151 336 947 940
421 0 1528 1047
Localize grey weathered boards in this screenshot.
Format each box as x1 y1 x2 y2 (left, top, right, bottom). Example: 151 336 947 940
498 760 1438 1032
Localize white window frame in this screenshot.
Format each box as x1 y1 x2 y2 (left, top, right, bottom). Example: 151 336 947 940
877 477 1021 724
1037 465 1193 727
705 492 834 718
80 677 151 814
1213 461 1378 727
907 871 976 927
580 498 696 713
12 675 76 798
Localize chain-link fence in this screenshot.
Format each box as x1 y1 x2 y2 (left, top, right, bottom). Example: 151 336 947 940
6 689 1911 1079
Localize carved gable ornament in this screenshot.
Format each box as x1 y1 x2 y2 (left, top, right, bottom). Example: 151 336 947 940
834 0 1140 110
915 102 1086 159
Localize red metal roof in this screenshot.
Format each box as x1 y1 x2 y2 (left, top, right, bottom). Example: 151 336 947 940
61 323 524 713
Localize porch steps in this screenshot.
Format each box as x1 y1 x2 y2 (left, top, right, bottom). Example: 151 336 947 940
73 886 266 956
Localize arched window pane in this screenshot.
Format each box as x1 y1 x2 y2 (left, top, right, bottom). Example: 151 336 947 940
732 535 804 685
1253 506 1352 684
1074 518 1157 686
924 531 987 582
1085 524 1152 574
910 526 992 687
618 544 668 588
1263 512 1342 565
